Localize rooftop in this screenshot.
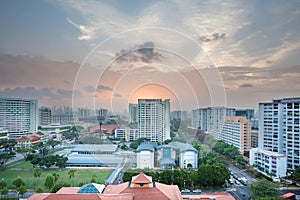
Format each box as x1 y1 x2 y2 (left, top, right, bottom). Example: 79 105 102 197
71 144 118 153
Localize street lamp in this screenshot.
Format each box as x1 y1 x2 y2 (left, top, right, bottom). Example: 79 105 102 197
97 116 104 144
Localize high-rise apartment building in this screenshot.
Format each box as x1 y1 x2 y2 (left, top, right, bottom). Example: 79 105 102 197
171 110 188 121
250 97 300 178
138 99 170 143
236 109 255 120
38 106 52 126
0 98 38 138
219 116 251 154
192 107 236 132
129 103 138 123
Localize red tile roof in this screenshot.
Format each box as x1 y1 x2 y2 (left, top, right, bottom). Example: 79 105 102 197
29 193 134 200
56 187 80 194
281 192 296 198
90 124 121 135
182 192 235 200
131 173 152 184
104 173 182 200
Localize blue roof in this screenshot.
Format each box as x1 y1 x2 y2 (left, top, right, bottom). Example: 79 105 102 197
157 144 175 150
77 183 105 194
137 144 154 152
66 154 122 165
168 142 198 153
140 141 157 147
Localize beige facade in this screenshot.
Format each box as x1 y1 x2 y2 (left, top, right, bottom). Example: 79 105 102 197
220 116 251 154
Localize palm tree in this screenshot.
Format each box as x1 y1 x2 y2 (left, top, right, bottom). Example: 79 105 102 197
33 168 42 178
68 169 76 186
52 173 60 182
68 169 76 179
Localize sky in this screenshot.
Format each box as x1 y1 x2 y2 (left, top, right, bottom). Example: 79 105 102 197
0 0 300 113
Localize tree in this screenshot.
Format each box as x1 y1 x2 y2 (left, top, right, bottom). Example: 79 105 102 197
52 173 60 182
44 175 54 189
0 139 16 152
16 148 34 159
33 168 42 178
0 180 7 189
50 182 70 193
35 186 44 193
0 187 9 195
68 169 76 179
250 180 280 199
235 154 247 166
26 154 41 167
91 174 97 183
16 185 27 197
55 155 68 168
0 152 15 169
47 140 61 149
12 177 25 188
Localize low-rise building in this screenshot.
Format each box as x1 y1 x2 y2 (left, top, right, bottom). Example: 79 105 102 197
104 173 182 200
0 127 9 140
136 143 154 169
157 144 176 170
15 133 44 148
115 128 139 141
169 142 198 169
250 148 287 178
29 173 182 200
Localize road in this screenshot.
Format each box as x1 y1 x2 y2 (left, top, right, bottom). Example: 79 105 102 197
111 154 136 184
228 183 251 200
229 165 256 184
227 165 257 200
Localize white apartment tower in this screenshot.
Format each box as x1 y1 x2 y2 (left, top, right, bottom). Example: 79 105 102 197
0 98 38 138
250 97 300 178
138 99 170 143
259 97 300 169
192 107 236 132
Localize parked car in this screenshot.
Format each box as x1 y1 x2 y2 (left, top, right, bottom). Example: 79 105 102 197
192 189 202 194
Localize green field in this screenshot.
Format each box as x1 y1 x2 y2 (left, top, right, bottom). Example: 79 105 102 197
0 161 112 189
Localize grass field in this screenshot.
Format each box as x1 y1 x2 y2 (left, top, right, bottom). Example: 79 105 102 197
0 161 112 189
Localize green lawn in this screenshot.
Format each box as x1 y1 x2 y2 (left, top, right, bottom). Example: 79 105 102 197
0 161 112 189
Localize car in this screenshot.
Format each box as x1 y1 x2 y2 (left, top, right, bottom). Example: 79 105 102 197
181 189 191 193
192 189 202 194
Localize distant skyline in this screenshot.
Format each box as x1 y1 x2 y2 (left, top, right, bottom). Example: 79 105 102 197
0 0 300 112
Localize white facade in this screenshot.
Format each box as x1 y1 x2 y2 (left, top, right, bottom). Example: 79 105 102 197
0 127 9 140
138 99 170 143
192 107 236 133
220 116 251 154
250 97 300 178
0 98 38 138
250 148 287 178
114 128 139 141
258 97 300 170
169 142 198 169
136 144 154 169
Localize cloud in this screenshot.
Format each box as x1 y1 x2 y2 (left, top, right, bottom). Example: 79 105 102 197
240 83 253 88
199 33 226 43
115 41 163 63
97 85 113 92
113 93 122 98
84 85 95 93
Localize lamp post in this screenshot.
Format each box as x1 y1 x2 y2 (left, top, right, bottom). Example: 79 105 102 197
97 116 104 144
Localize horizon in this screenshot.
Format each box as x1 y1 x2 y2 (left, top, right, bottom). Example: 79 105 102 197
1 1 300 113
